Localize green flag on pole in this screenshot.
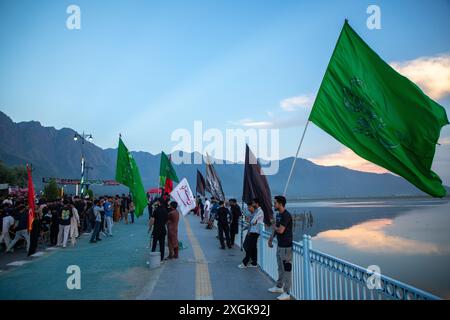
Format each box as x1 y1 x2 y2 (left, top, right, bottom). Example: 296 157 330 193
159 151 179 187
309 21 449 197
115 137 147 217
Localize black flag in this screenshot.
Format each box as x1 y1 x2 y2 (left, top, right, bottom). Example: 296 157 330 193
242 144 273 226
205 154 225 201
196 170 206 196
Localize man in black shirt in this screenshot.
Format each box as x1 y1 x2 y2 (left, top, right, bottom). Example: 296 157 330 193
228 199 242 246
216 201 232 249
57 200 73 248
268 195 293 300
149 198 168 261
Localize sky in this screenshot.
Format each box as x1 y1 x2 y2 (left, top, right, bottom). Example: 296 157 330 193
0 0 449 183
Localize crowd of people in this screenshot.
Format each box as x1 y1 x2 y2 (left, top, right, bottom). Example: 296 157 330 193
185 194 293 300
2 189 293 300
0 193 137 253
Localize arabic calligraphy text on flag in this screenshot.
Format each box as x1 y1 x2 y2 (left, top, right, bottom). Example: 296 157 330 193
170 178 196 216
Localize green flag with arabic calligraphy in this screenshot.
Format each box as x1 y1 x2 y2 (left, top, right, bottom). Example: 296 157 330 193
309 21 449 197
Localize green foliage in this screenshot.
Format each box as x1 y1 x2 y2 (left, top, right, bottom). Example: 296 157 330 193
86 189 94 200
43 179 60 201
0 161 27 187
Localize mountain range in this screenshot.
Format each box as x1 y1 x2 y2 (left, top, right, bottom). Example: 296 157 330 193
0 110 441 199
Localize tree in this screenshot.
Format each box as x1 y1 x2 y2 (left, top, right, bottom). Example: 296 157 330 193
44 179 60 201
0 161 27 187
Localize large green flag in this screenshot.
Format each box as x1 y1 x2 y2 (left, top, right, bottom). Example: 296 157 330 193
310 21 448 197
159 151 179 187
115 137 147 217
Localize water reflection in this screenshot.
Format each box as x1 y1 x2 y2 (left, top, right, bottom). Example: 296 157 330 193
290 199 450 298
314 218 450 255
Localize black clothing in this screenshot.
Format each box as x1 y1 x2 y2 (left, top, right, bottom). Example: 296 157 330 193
152 233 166 261
276 210 293 248
152 205 168 237
242 232 259 266
218 222 232 249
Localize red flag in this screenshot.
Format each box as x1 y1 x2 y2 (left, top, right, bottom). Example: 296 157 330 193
163 155 174 196
164 177 173 195
27 164 35 233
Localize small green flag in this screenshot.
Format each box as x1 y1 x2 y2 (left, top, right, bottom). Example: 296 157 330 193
310 21 449 197
115 137 147 217
159 151 179 187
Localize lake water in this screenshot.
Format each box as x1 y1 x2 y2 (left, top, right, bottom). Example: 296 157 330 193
286 198 450 299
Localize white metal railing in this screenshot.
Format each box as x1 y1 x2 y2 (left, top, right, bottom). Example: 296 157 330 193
237 220 440 300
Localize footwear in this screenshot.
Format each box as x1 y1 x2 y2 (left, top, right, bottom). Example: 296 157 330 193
90 240 97 243
249 264 258 268
174 247 179 259
96 238 102 241
238 263 247 269
276 292 291 300
220 246 226 250
268 286 284 294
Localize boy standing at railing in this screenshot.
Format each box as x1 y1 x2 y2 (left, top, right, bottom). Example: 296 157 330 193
268 195 293 301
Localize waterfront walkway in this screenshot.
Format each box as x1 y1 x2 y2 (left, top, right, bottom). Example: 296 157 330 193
0 213 276 300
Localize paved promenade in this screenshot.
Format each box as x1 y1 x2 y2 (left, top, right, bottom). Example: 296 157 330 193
0 212 276 300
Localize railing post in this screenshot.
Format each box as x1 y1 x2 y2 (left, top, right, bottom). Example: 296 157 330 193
259 223 264 268
302 234 311 300
302 235 315 300
308 235 315 300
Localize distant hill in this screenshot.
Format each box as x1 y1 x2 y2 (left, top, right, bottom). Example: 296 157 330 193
0 110 438 199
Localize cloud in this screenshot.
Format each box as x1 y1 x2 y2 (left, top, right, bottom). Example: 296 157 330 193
280 94 315 111
232 93 314 129
235 114 308 129
390 53 450 100
308 147 389 174
439 136 450 145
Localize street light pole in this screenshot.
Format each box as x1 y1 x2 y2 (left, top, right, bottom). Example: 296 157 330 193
74 131 93 197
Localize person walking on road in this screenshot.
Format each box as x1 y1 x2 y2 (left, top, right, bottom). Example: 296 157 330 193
57 201 73 248
90 199 104 243
238 198 263 268
69 202 80 246
104 197 114 236
7 205 30 252
149 198 168 261
167 201 180 259
1 210 15 252
217 201 232 249
229 199 242 246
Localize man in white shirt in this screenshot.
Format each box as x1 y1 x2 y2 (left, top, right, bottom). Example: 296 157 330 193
203 198 211 224
0 213 15 251
2 198 13 206
238 198 264 268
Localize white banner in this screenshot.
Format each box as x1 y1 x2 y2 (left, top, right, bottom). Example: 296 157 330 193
170 178 196 216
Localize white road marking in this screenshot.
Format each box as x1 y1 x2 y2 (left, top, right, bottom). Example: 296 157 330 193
7 260 31 267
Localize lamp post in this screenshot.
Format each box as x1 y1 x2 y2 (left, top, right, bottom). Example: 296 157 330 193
73 131 93 196
84 164 94 193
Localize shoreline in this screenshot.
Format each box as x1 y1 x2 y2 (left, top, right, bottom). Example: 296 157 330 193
286 195 450 203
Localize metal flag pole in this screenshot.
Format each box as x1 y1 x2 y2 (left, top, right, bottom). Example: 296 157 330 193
283 120 311 197
240 200 244 251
